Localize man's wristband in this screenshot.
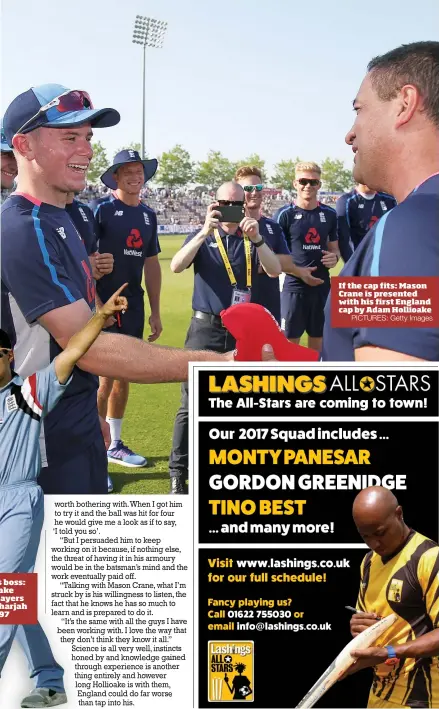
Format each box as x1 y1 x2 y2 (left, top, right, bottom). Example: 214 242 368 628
384 646 399 666
252 237 265 248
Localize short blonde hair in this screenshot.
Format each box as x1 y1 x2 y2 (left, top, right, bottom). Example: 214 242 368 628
234 165 263 181
295 161 321 177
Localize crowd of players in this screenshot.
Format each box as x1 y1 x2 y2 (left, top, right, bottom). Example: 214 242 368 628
0 123 398 496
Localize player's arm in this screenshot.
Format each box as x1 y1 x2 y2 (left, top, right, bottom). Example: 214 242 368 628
171 204 221 272
355 347 426 362
39 300 226 383
89 202 114 278
240 217 281 278
251 240 281 278
336 195 353 262
143 255 162 343
351 629 439 667
321 215 340 268
54 285 128 384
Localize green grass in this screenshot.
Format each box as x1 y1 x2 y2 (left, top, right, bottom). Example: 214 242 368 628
109 236 343 494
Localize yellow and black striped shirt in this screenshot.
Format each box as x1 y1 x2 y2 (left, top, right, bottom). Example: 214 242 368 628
357 530 439 707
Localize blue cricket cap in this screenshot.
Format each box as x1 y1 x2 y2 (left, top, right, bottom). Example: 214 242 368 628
101 149 158 189
3 84 120 145
1 120 13 153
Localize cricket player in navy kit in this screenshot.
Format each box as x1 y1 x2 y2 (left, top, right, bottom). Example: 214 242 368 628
234 165 324 323
91 150 161 473
0 287 128 708
322 41 439 363
0 84 236 496
336 184 396 262
274 162 340 352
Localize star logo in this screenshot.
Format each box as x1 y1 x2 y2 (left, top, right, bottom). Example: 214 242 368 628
360 376 375 392
224 655 232 663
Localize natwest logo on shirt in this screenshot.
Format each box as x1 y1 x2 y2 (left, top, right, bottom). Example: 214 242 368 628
126 228 143 249
304 228 320 244
303 227 321 251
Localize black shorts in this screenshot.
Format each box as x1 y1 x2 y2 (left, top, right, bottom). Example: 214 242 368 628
281 285 330 339
107 306 144 339
38 437 108 494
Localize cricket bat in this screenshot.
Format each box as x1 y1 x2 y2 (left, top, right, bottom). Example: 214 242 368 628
295 613 396 708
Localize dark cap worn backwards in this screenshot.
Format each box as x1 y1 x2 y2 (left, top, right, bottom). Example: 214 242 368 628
0 329 12 350
101 149 158 189
3 83 120 145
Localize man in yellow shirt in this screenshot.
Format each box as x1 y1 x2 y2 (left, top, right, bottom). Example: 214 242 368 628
347 487 439 708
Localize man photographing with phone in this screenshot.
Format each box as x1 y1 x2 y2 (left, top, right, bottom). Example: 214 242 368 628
168 181 281 493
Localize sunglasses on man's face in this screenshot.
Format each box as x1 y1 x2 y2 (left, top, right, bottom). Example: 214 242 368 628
16 90 94 135
0 348 12 359
297 178 320 187
243 184 264 193
218 200 244 206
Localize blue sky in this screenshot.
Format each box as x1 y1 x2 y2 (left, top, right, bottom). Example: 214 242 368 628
2 0 438 175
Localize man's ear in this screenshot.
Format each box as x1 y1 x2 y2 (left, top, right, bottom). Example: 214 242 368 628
12 133 35 160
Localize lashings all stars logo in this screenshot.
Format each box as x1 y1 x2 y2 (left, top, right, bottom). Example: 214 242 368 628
388 579 403 603
208 641 254 702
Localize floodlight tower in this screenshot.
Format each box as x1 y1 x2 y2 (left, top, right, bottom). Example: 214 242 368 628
132 15 168 158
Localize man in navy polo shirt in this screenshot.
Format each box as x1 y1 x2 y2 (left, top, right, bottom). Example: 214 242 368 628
274 161 340 353
0 83 239 495
336 184 396 262
322 41 439 362
168 181 282 493
91 150 161 474
234 164 324 324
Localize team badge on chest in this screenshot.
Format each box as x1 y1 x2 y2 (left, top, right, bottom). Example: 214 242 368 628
388 578 403 603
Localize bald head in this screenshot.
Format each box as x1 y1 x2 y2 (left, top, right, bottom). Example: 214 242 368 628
353 487 398 525
353 486 408 557
216 181 244 202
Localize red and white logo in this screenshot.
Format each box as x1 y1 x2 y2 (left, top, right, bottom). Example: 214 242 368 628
368 216 379 229
126 228 143 248
304 228 320 244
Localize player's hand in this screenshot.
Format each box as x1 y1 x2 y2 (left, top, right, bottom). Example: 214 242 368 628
351 646 389 664
95 252 114 276
262 344 277 360
100 283 129 318
148 313 163 343
297 266 324 287
201 203 221 236
99 415 111 450
240 217 260 242
350 612 380 637
321 250 338 268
